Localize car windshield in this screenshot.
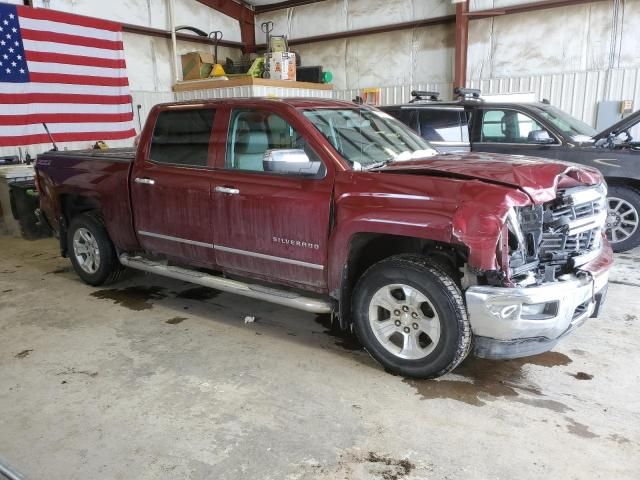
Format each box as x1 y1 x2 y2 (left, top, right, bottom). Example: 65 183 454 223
535 105 597 141
302 108 437 169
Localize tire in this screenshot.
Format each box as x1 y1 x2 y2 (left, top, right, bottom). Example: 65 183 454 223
352 254 471 379
606 185 640 252
67 212 125 286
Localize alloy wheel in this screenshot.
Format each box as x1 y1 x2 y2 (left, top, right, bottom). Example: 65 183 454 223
367 283 441 360
72 227 101 274
606 196 639 244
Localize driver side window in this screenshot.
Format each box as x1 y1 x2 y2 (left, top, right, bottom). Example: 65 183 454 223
480 109 552 144
225 109 323 176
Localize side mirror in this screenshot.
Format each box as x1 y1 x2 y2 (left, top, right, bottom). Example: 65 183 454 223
263 149 323 176
528 130 555 144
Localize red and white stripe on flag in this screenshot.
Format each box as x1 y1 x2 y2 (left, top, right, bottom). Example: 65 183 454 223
0 3 136 147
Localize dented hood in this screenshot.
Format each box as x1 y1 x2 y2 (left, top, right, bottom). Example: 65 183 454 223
378 152 603 203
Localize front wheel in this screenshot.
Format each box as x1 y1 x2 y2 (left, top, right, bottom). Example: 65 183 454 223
606 186 640 252
352 255 471 379
67 212 124 286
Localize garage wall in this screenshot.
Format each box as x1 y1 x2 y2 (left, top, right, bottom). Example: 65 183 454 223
466 1 633 79
255 0 456 90
256 0 640 127
33 0 243 91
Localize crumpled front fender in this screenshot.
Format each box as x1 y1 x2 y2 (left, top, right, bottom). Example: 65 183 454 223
451 181 532 271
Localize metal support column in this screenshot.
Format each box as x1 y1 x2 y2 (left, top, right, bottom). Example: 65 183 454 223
454 0 469 89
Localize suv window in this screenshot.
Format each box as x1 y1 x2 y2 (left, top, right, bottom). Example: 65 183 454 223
226 109 323 175
480 109 550 143
388 108 418 132
149 109 215 167
417 109 468 143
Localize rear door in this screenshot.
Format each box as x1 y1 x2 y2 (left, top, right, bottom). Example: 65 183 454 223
416 107 470 153
470 107 562 159
212 106 333 290
130 106 219 267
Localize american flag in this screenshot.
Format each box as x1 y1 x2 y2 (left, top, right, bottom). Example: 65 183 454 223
0 2 135 147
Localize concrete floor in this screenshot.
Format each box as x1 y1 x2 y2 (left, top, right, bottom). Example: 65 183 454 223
0 236 639 480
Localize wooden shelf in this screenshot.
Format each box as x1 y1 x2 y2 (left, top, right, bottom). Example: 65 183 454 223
173 77 334 92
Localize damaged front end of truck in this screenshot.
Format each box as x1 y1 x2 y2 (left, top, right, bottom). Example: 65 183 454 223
455 170 613 359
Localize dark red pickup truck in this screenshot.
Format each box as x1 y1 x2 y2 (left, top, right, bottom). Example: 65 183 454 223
35 98 612 379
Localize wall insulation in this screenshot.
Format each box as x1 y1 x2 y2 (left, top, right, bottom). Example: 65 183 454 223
29 0 243 93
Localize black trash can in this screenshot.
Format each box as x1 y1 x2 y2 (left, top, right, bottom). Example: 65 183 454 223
9 180 51 239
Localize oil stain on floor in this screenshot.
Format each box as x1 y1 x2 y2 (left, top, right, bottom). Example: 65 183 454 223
314 313 362 352
45 267 71 275
166 316 187 325
403 352 573 412
90 286 167 311
175 287 220 301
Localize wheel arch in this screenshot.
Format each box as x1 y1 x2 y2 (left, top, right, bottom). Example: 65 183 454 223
58 193 103 257
332 231 468 331
604 176 640 190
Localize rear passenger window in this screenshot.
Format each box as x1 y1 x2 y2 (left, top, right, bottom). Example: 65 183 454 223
418 110 466 142
149 109 215 167
386 108 418 132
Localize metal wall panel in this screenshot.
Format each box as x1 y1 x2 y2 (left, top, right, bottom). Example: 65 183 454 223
175 86 334 101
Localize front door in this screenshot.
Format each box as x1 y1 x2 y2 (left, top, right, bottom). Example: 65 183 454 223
131 106 218 267
471 108 561 159
212 107 333 290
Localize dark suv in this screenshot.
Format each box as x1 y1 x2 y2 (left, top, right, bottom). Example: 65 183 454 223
382 91 640 252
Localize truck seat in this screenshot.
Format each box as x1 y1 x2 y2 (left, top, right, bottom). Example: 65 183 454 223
235 129 269 171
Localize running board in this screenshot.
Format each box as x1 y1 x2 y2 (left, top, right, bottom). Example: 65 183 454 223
119 254 332 314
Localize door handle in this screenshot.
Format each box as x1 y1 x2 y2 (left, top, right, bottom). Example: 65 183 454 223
135 177 155 185
215 186 240 195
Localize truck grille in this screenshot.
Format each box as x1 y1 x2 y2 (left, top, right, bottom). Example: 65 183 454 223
539 230 599 256
540 185 606 265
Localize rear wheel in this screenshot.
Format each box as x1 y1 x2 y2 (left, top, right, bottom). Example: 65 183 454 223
606 186 640 252
352 255 471 379
67 212 124 286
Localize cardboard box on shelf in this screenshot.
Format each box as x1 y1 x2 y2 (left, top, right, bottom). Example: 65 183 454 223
181 51 215 80
269 52 296 81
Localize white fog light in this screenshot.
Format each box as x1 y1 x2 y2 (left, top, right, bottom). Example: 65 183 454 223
521 301 559 320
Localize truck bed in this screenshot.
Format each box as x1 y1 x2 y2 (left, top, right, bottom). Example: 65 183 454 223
38 147 135 163
36 147 139 251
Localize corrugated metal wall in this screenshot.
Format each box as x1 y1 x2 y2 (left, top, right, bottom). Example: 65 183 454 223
175 86 333 101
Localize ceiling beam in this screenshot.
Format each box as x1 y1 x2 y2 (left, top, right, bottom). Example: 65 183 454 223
122 23 244 49
196 0 256 53
255 0 328 14
467 0 607 19
257 15 455 47
260 0 606 48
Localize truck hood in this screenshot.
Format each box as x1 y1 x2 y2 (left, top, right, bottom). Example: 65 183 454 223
377 152 603 203
592 109 640 141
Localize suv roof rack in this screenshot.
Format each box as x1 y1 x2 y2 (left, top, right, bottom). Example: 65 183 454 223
454 87 482 101
409 90 440 103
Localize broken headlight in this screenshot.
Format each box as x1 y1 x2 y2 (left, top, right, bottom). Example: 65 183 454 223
497 206 544 280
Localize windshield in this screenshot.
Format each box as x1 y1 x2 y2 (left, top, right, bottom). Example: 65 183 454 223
302 108 437 168
535 105 597 141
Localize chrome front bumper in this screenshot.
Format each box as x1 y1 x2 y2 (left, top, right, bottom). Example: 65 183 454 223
465 269 609 359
